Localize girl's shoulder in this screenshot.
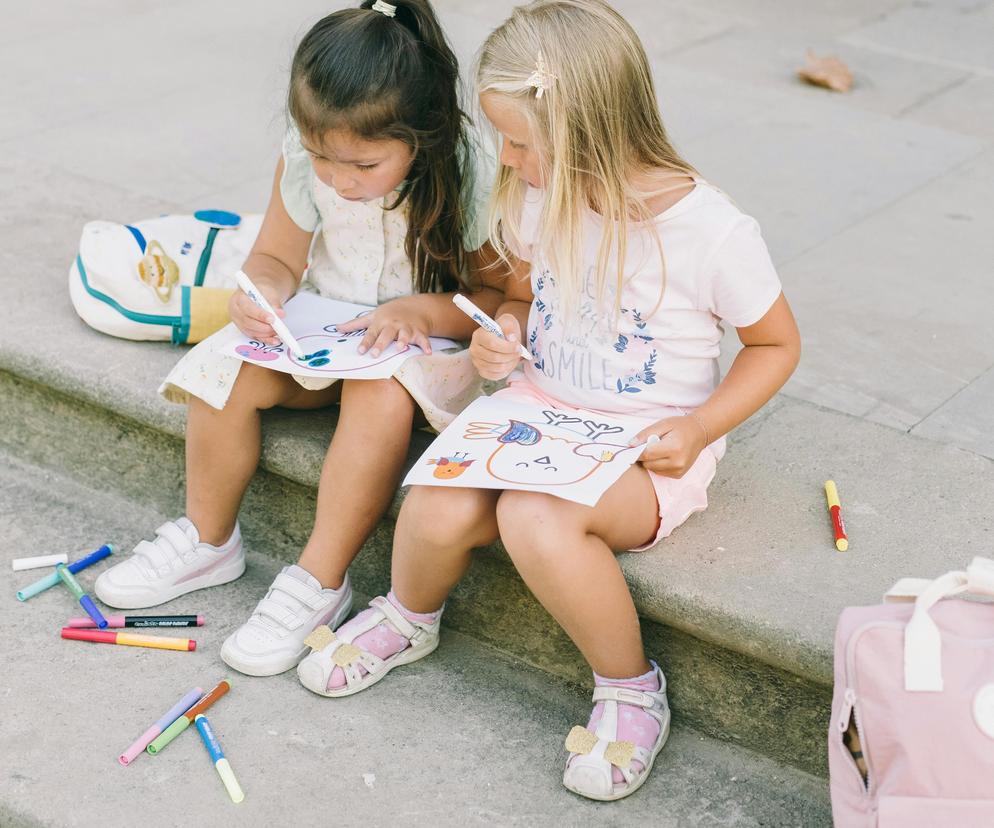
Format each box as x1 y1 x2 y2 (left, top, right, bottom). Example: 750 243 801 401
280 122 320 232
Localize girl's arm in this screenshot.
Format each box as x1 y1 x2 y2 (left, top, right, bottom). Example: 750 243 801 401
229 157 314 345
336 242 511 357
636 293 801 477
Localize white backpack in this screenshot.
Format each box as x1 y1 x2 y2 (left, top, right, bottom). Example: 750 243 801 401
68 210 262 343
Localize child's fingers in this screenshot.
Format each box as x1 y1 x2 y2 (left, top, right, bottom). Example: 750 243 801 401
473 327 519 355
367 325 400 358
411 330 432 354
496 313 521 342
356 324 383 355
334 316 366 333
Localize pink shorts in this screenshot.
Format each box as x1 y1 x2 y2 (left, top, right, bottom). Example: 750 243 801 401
493 378 723 551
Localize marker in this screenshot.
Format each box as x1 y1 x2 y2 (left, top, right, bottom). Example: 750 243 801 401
234 270 305 359
56 564 108 629
825 480 849 552
61 628 195 651
16 544 114 601
119 686 204 766
147 680 230 755
195 714 245 803
453 294 533 360
67 614 204 629
12 553 69 571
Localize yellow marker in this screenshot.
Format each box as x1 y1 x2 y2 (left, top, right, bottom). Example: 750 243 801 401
825 480 849 551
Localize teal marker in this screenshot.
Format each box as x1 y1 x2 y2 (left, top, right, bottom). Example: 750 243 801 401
16 544 113 601
194 714 244 803
56 564 108 629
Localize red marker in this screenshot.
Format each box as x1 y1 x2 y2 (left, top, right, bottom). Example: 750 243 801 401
61 628 196 651
825 480 849 552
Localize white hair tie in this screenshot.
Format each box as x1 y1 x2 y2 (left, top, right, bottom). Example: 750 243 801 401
525 52 555 99
372 0 397 17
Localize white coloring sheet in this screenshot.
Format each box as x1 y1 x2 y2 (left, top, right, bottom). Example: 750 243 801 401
403 396 648 506
225 292 457 379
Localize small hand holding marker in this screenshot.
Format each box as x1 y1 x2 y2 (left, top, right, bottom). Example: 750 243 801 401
630 413 710 479
234 271 305 360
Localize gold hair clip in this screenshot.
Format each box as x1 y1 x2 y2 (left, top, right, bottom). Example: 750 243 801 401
525 52 555 99
371 0 396 17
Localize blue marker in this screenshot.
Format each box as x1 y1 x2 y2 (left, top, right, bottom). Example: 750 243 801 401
16 544 114 601
195 714 244 803
56 564 108 629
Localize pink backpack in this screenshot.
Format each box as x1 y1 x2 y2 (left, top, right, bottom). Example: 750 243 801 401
829 557 994 826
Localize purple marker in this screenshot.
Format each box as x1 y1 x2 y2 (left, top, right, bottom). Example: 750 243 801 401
119 687 204 765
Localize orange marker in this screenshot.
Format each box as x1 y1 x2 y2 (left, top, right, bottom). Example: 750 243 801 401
825 480 849 551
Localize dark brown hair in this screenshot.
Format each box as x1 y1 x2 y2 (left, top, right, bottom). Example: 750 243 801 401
289 0 471 293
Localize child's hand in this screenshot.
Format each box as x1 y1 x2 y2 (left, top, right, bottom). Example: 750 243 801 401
335 296 433 358
229 282 287 346
631 415 708 478
470 314 522 380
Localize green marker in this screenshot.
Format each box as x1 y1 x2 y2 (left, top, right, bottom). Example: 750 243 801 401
56 564 108 629
147 680 230 755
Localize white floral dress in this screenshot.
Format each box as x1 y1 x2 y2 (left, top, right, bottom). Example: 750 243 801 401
159 124 493 432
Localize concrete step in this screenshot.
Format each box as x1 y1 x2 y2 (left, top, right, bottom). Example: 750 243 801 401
1 451 831 827
4 274 994 780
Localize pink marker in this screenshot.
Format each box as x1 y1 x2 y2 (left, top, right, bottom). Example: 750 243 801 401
119 687 204 765
67 614 204 629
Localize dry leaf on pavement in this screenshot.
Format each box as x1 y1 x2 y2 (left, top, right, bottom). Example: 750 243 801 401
797 50 853 92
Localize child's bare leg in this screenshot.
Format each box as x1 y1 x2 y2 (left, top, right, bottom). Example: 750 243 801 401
495 466 659 678
186 363 339 545
498 468 666 793
306 485 500 694
297 378 419 589
391 485 501 611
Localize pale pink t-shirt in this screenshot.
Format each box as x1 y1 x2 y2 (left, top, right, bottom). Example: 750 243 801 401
509 180 783 416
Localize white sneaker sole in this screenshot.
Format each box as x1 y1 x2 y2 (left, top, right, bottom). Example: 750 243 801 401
96 553 247 610
220 591 354 678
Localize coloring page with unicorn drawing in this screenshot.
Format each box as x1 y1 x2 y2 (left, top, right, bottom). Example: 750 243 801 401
224 292 457 380
404 397 648 506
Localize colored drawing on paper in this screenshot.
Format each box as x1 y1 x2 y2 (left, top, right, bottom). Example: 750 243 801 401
426 451 475 480
226 293 457 381
404 398 646 506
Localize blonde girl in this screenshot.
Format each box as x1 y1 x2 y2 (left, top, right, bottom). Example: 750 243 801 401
294 0 800 802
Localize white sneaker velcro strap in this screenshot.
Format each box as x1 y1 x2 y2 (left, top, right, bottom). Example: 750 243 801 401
591 687 657 708
271 573 331 611
368 596 418 640
257 600 305 631
156 521 194 555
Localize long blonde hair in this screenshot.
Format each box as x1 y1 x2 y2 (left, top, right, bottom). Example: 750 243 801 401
477 0 697 322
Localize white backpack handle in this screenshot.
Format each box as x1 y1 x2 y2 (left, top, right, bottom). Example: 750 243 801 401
902 558 994 691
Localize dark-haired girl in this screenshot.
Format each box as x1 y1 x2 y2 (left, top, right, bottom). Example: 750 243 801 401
94 0 502 678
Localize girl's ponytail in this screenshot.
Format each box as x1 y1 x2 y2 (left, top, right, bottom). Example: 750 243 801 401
290 0 471 294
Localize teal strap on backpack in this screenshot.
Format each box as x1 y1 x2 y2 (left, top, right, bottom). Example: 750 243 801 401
74 254 191 344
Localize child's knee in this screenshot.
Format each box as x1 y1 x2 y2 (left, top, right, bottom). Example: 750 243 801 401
227 362 290 410
400 486 496 546
497 491 580 556
344 376 409 406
